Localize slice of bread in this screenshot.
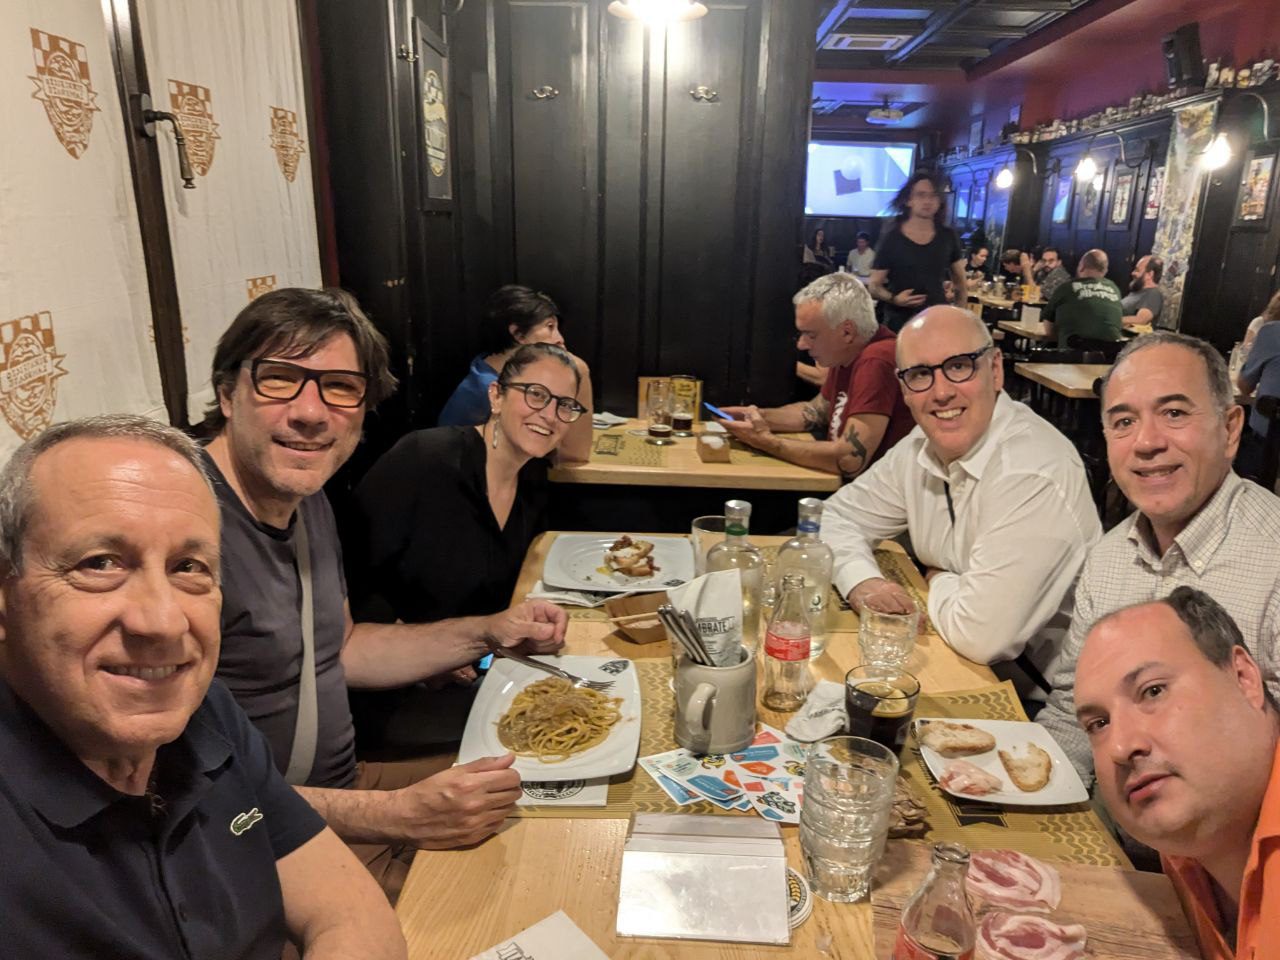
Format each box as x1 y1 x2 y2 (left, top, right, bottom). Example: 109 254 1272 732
998 743 1053 792
918 721 997 757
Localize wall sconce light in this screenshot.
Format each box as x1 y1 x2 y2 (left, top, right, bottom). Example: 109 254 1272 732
1074 130 1148 182
994 147 1038 190
1074 153 1098 182
607 0 708 24
1200 132 1232 170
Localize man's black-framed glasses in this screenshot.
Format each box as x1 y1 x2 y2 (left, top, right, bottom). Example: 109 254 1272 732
503 381 585 423
896 345 994 393
248 359 369 408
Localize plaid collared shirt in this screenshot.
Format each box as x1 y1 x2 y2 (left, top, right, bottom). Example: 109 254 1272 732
1038 472 1280 780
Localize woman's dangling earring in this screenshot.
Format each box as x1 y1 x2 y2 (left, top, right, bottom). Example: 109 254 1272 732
491 415 500 450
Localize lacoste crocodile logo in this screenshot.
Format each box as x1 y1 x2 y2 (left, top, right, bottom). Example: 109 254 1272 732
230 807 264 836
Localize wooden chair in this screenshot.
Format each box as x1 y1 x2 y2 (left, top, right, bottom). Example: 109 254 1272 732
1066 335 1125 363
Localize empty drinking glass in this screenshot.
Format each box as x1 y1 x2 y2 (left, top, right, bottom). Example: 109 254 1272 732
858 606 920 671
800 736 898 902
690 515 726 576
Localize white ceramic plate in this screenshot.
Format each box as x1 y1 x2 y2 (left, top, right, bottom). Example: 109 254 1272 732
914 718 1089 806
457 655 642 779
541 533 695 593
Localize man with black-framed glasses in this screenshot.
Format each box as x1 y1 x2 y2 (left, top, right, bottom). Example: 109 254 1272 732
201 287 568 903
822 305 1101 704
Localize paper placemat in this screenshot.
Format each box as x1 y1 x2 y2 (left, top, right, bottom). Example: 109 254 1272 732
591 430 667 467
901 682 1126 867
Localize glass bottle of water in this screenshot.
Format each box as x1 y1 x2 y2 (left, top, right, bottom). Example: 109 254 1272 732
763 574 813 711
706 499 764 648
776 497 835 658
893 843 976 960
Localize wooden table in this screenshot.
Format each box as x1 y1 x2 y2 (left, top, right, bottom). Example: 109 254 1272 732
549 420 841 493
998 318 1055 344
1015 362 1110 399
395 534 1185 958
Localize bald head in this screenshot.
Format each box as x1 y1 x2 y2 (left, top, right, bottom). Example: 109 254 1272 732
896 305 992 366
1078 249 1108 278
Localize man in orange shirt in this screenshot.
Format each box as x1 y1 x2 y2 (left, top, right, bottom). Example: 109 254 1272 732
1075 586 1280 959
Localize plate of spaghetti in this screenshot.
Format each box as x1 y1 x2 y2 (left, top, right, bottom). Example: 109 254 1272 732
457 655 642 778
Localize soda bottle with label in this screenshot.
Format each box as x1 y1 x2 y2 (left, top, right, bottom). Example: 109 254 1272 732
893 842 976 960
775 497 835 658
762 574 813 711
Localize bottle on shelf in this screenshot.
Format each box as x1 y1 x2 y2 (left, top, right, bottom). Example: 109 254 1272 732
775 497 835 658
705 499 764 648
893 843 976 960
762 574 813 711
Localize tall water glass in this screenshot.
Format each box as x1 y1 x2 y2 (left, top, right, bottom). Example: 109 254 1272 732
858 606 920 671
800 736 898 902
690 515 726 576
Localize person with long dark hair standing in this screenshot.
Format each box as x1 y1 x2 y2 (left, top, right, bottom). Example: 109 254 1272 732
867 171 967 332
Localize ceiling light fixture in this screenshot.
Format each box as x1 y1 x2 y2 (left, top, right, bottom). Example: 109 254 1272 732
1200 132 1232 170
607 0 708 25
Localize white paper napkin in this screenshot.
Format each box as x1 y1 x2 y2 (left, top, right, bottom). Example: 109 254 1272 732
592 410 629 428
469 911 609 960
784 680 847 742
525 580 634 607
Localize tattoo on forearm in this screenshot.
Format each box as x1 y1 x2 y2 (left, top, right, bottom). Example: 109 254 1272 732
802 398 829 432
838 424 870 479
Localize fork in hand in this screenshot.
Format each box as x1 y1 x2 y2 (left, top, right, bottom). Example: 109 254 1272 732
489 647 615 692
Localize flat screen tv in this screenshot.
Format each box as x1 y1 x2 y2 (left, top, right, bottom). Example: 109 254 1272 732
804 140 916 218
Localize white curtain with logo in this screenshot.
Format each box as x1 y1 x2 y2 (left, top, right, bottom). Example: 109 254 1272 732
0 0 167 461
137 0 322 423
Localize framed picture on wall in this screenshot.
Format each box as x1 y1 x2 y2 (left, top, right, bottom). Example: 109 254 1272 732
1109 170 1135 228
1051 174 1074 224
971 180 987 220
969 118 984 154
1235 150 1276 227
416 19 452 204
955 184 970 221
1144 165 1165 220
1079 172 1104 226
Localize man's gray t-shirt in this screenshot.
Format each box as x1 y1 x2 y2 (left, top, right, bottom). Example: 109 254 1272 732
206 455 357 789
1121 286 1164 326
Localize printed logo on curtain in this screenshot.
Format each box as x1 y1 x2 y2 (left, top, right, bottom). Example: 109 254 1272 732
168 80 220 176
28 29 100 159
269 107 306 183
246 275 278 300
0 312 68 440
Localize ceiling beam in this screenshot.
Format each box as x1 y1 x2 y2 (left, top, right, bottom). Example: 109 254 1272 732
828 19 1027 40
939 25 1029 39
883 0 1073 10
816 0 863 47
885 0 985 64
925 44 993 58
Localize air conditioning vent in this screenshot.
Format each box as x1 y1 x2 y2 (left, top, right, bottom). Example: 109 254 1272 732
822 33 910 51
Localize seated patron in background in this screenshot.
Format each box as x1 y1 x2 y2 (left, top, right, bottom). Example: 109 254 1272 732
202 289 567 902
0 416 403 959
868 171 968 332
997 248 1034 287
346 344 584 743
967 244 990 279
716 273 914 479
845 231 875 279
1237 295 1280 481
1038 332 1280 779
1242 289 1280 355
1033 246 1071 300
803 227 835 268
823 305 1101 699
1075 588 1280 959
1122 254 1165 329
1042 248 1124 347
438 285 592 461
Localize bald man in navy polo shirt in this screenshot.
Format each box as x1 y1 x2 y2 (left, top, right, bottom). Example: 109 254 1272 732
0 416 404 960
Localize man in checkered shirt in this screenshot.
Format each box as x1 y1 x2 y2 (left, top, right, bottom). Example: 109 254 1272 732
1038 332 1280 781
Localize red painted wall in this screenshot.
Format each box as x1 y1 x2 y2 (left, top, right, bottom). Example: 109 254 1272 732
940 0 1280 150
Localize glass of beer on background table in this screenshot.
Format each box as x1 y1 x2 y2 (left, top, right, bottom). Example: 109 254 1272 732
646 378 675 445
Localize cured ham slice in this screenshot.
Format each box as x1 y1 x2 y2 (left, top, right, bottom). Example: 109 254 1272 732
968 850 1062 912
939 759 1003 796
976 912 1087 960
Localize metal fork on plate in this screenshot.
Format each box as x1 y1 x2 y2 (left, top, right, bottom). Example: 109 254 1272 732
490 647 615 692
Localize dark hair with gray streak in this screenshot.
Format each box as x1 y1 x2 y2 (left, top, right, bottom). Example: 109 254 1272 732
1101 331 1235 419
0 415 212 574
1160 585 1246 666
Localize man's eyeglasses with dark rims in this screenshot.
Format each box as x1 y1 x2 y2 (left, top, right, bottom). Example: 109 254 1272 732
503 381 585 423
896 346 994 393
247 359 369 408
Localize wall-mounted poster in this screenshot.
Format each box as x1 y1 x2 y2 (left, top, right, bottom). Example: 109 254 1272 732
969 117 984 154
1235 151 1276 225
1051 174 1074 224
971 180 987 220
1110 170 1135 228
955 184 970 220
1079 173 1104 226
1144 165 1165 219
417 20 451 203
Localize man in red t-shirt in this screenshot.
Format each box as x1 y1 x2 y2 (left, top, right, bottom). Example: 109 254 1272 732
718 273 915 478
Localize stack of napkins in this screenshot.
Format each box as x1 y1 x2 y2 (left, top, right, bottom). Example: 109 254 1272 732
592 411 629 429
639 725 808 823
525 581 632 607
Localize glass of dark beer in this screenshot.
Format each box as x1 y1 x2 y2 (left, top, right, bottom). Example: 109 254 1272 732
844 666 920 752
646 378 675 445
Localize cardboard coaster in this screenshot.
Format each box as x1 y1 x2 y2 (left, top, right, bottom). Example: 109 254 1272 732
787 867 813 929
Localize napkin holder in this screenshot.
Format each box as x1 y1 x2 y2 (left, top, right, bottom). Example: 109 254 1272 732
616 813 790 945
696 434 732 463
604 592 668 645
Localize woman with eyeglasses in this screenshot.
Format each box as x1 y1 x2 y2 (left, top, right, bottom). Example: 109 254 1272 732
343 343 585 751
437 284 593 461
